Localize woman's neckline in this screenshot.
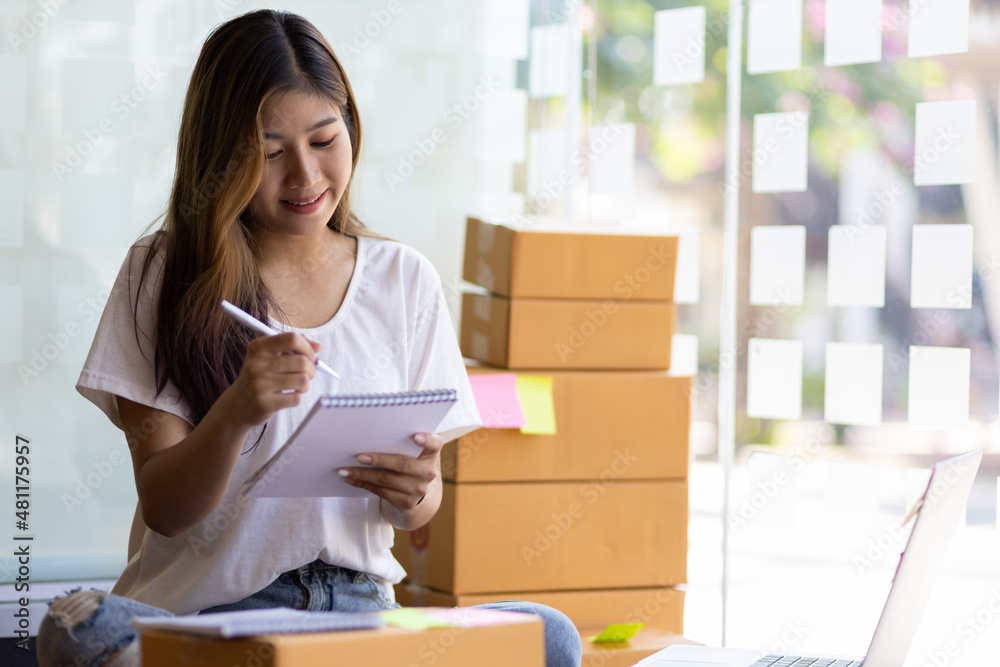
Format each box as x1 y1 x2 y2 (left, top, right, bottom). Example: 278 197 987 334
267 234 367 334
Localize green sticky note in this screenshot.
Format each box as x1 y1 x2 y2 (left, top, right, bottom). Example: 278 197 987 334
589 623 645 643
380 608 454 629
515 376 557 435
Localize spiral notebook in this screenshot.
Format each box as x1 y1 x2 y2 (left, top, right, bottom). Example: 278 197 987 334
242 389 457 499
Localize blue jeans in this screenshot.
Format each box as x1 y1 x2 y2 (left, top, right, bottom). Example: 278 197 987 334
37 560 582 667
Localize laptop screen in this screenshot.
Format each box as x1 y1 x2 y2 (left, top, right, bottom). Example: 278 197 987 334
863 449 982 667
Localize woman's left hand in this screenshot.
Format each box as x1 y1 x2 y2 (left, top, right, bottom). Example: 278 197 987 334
338 433 443 511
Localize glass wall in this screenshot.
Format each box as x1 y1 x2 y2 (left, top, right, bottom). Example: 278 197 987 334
2 0 999 664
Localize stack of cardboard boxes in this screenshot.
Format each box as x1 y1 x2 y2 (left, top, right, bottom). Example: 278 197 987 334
394 216 693 665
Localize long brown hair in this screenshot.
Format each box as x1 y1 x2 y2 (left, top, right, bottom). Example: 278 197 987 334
132 10 371 433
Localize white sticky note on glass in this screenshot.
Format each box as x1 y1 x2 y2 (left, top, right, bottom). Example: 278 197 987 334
911 224 973 309
63 58 136 136
750 226 805 306
0 170 25 248
0 55 27 132
825 461 881 534
908 346 970 430
673 228 700 304
753 111 809 193
653 7 706 86
824 342 883 426
529 23 572 98
527 128 570 200
478 88 527 162
0 285 22 363
480 0 529 59
827 225 886 307
589 123 635 195
0 1 28 16
913 100 976 186
60 175 135 249
825 0 883 66
669 334 699 377
747 0 802 74
747 338 802 420
908 0 969 58
65 0 136 24
747 452 796 528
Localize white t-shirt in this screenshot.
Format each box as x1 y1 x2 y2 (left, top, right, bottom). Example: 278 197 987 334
76 233 482 615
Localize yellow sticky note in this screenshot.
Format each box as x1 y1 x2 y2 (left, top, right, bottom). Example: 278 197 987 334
380 608 453 629
589 623 645 643
515 376 556 435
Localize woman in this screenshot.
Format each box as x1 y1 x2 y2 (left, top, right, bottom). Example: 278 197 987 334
38 9 580 667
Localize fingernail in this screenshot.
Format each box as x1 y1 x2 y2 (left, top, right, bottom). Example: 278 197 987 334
338 469 351 478
357 454 373 464
414 434 426 445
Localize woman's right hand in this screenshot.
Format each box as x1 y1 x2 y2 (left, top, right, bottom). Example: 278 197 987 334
224 332 322 429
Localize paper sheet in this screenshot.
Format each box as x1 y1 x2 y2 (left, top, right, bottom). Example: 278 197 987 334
825 461 881 534
913 100 976 186
0 170 24 248
825 0 882 66
590 623 645 643
480 0 529 59
588 123 635 195
0 286 21 364
827 225 886 307
908 0 970 58
65 0 137 24
515 376 557 435
669 334 699 377
747 338 802 420
63 58 135 136
752 111 809 193
529 23 572 98
673 228 700 304
824 342 883 426
910 224 973 309
61 175 134 248
0 55 26 132
749 225 805 306
469 374 526 428
381 608 454 629
478 88 528 162
0 1 29 16
653 7 707 86
908 346 970 430
527 128 570 200
131 608 383 638
747 0 802 74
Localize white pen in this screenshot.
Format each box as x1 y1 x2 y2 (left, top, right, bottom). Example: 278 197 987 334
220 299 341 379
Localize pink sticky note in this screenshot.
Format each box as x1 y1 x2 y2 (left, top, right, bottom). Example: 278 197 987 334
426 607 533 627
468 374 527 429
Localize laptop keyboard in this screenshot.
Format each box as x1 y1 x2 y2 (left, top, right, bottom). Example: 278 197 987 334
751 656 864 667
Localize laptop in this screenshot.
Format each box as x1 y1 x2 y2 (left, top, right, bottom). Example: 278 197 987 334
639 449 984 667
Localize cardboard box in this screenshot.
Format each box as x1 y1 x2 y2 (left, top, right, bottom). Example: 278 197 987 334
393 480 688 594
140 611 544 667
580 628 700 667
394 585 685 634
463 216 679 301
444 368 691 482
460 293 675 370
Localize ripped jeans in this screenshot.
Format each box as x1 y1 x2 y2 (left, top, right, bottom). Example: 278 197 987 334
37 560 582 667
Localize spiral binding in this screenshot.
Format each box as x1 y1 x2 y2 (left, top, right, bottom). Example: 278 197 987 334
319 388 457 409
